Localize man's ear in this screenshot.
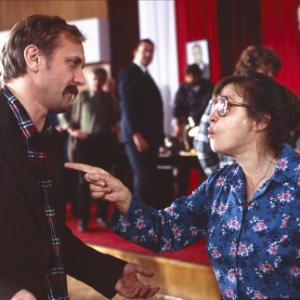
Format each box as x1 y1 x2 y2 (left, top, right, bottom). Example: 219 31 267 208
253 113 271 132
24 44 40 73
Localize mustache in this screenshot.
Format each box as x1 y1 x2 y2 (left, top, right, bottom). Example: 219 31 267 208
63 85 79 96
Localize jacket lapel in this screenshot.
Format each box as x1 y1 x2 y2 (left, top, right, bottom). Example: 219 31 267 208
46 133 65 228
0 95 49 235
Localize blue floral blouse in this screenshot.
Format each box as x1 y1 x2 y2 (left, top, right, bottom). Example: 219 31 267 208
111 144 300 299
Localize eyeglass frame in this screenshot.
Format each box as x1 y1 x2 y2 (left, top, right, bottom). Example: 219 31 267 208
210 95 251 117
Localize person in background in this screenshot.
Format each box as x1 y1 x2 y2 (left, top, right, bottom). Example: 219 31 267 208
67 67 120 232
117 39 166 208
173 63 213 147
234 45 282 77
194 46 282 176
172 63 213 195
0 14 158 300
66 73 300 300
56 110 80 218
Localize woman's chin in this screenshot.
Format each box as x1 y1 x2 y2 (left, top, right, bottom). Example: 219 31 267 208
209 141 221 154
210 143 231 157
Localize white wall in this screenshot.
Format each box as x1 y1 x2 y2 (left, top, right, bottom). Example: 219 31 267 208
69 18 110 64
1 18 110 65
138 0 179 135
0 30 9 51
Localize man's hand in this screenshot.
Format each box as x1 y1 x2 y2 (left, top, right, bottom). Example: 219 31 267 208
172 123 185 138
159 145 169 155
115 263 159 299
10 289 36 300
64 162 132 214
67 128 88 140
132 133 149 152
55 125 67 133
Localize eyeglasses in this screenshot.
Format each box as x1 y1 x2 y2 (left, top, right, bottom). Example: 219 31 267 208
211 95 251 117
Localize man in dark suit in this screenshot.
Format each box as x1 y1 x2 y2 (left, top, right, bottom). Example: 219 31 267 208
0 15 158 300
118 39 165 208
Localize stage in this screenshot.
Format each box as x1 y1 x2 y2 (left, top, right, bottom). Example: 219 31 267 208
66 207 220 300
68 244 220 300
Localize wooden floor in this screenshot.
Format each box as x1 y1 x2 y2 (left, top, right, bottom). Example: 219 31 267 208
68 244 220 300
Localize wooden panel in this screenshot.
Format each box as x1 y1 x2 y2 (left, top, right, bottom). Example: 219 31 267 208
0 0 107 31
68 245 220 300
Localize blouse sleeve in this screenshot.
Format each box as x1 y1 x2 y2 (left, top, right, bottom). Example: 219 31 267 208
110 178 215 253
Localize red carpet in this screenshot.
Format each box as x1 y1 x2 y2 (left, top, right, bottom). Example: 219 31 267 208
66 205 210 265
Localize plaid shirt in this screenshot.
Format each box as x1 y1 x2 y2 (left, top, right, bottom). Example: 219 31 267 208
193 101 234 176
2 87 69 300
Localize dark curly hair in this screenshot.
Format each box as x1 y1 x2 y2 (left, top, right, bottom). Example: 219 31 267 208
93 67 108 81
185 63 202 78
135 38 154 50
234 46 281 77
213 72 300 156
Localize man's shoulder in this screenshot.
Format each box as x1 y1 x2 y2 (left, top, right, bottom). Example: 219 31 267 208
119 63 142 78
0 89 6 105
198 79 214 89
175 84 189 95
0 90 15 126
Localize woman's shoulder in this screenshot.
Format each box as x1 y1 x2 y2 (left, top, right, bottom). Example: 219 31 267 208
203 163 239 191
190 163 238 203
279 144 300 168
278 144 300 182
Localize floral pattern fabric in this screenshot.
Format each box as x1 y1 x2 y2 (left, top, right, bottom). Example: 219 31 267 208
112 144 300 299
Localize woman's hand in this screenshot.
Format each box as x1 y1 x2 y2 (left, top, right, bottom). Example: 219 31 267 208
65 162 132 214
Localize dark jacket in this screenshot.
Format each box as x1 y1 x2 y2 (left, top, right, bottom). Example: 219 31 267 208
0 92 126 299
118 63 164 148
174 79 213 125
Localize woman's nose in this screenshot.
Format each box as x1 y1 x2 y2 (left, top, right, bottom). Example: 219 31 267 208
208 106 219 124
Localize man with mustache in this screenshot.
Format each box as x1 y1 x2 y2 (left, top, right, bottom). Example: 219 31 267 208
0 15 158 300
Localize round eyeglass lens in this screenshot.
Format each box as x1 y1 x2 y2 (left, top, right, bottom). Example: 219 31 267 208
217 97 228 116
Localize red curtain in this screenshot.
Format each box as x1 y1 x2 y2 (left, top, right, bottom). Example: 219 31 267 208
217 0 261 77
175 0 260 83
175 0 221 84
108 0 139 79
261 0 300 96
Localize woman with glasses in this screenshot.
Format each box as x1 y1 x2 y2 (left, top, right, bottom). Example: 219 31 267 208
194 46 283 177
66 73 300 300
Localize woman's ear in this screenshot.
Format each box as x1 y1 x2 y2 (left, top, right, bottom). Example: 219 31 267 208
23 44 40 73
253 113 271 132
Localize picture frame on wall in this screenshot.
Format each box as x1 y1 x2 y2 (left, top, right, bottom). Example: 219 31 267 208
186 39 210 79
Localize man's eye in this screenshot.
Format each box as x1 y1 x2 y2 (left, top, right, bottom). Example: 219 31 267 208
66 58 82 67
68 60 77 66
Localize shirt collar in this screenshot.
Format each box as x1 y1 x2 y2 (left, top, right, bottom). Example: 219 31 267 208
2 86 53 143
133 59 148 73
